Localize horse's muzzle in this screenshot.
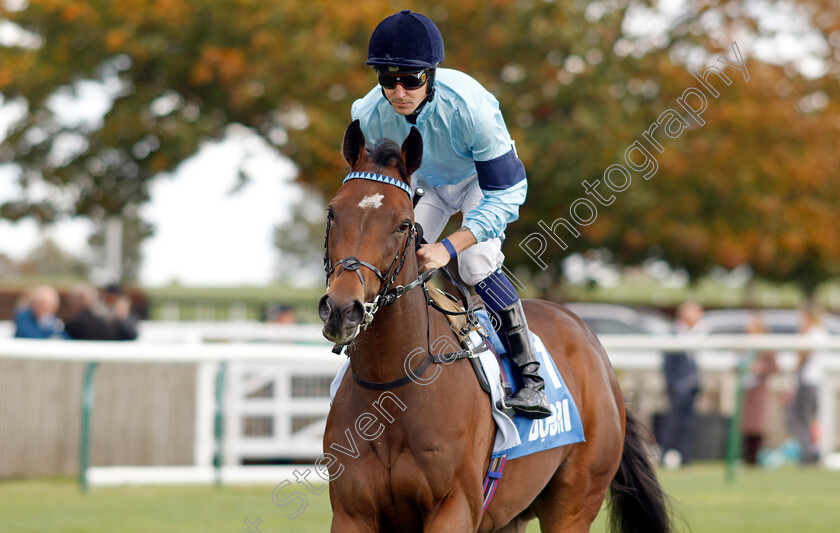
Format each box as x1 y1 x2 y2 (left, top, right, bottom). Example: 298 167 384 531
318 294 365 345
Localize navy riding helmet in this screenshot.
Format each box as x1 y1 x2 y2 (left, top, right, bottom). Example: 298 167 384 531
366 10 445 73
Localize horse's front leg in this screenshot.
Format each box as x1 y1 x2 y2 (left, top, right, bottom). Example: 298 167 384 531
329 480 379 533
424 492 482 533
330 509 377 533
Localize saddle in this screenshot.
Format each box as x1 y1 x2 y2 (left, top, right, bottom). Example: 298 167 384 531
427 281 479 343
424 275 510 414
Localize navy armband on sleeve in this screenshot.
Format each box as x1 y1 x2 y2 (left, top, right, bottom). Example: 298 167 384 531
475 148 526 191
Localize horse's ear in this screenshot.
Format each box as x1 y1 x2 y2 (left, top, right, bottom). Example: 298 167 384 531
342 120 367 169
401 126 423 177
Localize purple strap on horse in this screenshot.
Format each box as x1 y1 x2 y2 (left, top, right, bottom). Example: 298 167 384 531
343 171 412 197
482 454 507 514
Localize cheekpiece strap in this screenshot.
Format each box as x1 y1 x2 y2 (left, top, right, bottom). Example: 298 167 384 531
343 172 412 197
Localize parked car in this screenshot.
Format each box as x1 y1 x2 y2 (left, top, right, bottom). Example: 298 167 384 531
693 308 840 335
564 303 672 336
690 308 840 375
563 303 672 369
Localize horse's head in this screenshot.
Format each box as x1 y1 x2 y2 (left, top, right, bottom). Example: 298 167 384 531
319 120 423 345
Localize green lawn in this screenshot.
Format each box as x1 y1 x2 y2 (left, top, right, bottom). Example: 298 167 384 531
1 464 839 532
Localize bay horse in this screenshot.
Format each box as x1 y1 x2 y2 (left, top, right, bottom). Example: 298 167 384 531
319 120 670 532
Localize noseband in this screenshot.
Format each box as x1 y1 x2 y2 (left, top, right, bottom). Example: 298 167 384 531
323 172 431 331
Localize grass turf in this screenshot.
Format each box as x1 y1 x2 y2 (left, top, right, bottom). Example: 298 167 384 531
1 464 838 532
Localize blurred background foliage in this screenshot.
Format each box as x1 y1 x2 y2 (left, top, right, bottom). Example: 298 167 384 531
0 0 839 295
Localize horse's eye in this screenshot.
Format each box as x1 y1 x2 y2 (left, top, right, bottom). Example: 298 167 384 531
398 221 411 233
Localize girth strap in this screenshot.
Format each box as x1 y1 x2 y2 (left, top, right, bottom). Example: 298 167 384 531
482 455 507 514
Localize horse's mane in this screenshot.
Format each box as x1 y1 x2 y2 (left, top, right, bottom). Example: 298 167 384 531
368 138 408 179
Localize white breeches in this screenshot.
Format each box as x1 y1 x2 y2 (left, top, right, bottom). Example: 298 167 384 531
412 174 504 286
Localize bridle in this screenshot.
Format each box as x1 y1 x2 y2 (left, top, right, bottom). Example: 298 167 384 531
323 172 434 335
322 170 487 390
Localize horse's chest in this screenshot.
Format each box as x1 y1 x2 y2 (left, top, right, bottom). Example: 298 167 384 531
341 442 457 501
393 446 454 487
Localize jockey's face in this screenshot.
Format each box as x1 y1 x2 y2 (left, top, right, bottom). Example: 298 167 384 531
383 83 428 116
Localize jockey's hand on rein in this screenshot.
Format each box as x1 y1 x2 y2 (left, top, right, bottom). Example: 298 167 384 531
416 242 451 272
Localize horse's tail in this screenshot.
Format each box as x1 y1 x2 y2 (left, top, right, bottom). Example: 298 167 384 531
608 408 672 533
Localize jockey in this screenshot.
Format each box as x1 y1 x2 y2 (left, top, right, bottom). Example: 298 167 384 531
352 10 551 419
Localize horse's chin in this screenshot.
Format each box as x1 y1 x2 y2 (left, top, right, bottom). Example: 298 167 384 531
322 325 359 346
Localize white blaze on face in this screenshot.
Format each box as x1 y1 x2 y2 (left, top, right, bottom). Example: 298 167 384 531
358 193 384 209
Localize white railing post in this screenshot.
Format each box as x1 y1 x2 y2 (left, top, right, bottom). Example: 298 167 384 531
223 361 241 468
194 361 217 468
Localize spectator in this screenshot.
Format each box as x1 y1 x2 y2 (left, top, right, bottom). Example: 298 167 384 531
102 283 130 311
788 304 825 464
660 301 703 469
64 284 137 341
102 283 139 340
265 304 297 324
13 285 68 339
740 312 778 466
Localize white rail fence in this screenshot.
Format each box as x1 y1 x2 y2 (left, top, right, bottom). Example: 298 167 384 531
1 321 840 486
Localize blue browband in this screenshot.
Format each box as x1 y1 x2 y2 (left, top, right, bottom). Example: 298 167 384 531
343 172 412 197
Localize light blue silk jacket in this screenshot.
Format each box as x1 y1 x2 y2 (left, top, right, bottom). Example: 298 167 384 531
351 68 527 243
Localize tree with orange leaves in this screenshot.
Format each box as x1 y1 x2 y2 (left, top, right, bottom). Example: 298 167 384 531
1 1 838 291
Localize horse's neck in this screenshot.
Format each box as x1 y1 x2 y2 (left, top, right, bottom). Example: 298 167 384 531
347 275 429 384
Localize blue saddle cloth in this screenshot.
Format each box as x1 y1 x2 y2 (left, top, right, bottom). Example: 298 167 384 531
473 310 585 460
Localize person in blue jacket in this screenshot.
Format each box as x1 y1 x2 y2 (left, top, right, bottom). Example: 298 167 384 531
352 10 549 418
14 285 68 339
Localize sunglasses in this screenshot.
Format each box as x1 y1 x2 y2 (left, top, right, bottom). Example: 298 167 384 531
377 70 429 90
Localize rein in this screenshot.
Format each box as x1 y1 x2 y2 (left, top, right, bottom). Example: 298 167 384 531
350 282 487 391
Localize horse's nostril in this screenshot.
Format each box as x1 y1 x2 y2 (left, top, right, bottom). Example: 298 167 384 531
344 300 365 326
318 295 332 322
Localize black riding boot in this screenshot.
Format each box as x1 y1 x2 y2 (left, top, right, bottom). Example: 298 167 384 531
498 301 552 419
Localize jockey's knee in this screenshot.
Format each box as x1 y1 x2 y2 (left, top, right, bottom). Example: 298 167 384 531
457 240 505 287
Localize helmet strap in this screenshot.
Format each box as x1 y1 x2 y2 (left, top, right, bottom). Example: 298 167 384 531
405 69 436 124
